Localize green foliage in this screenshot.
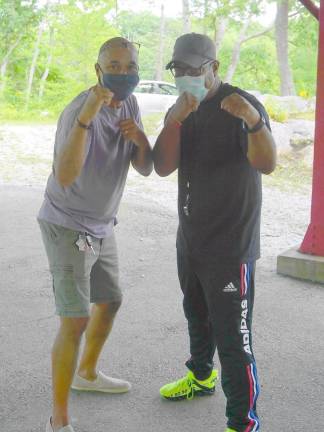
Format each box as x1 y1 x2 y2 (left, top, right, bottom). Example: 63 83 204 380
0 0 117 120
289 10 318 96
142 112 164 136
289 111 315 121
263 96 289 122
0 0 319 122
117 10 182 82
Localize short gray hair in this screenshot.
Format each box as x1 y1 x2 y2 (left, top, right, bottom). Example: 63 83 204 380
98 37 136 60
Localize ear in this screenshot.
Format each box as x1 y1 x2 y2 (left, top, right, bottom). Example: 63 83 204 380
212 60 220 75
95 63 100 79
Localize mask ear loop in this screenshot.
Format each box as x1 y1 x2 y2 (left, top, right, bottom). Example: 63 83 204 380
96 63 105 87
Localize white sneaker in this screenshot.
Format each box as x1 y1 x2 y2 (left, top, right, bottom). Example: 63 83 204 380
46 417 75 432
71 371 131 393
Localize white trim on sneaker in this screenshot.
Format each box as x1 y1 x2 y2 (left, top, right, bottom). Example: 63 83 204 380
46 417 75 432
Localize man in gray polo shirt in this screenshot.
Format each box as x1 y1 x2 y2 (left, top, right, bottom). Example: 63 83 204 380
38 37 152 432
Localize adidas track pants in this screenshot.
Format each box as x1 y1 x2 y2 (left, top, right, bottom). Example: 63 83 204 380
177 249 260 432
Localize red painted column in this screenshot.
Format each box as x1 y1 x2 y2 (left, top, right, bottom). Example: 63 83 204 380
300 0 324 255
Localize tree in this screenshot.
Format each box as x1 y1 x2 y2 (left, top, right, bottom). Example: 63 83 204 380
182 0 191 33
0 0 319 120
0 0 39 95
155 4 166 81
275 0 296 95
26 20 46 107
38 26 54 101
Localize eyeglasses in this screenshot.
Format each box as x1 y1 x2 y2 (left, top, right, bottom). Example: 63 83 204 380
131 42 141 52
169 60 215 78
97 62 139 76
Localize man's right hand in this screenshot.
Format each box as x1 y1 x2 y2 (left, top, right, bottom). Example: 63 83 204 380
78 85 114 125
168 91 199 124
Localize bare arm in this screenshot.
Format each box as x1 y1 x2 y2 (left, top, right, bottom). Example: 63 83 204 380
131 135 153 176
120 119 153 176
55 85 114 187
246 123 277 175
54 121 90 187
153 117 181 177
221 93 277 175
153 93 199 177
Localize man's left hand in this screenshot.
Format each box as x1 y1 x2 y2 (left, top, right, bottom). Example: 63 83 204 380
120 119 144 146
221 93 260 129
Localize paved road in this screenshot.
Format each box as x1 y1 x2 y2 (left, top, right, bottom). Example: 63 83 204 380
0 185 323 432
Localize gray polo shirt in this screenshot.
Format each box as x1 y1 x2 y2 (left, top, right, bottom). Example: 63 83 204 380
38 90 141 238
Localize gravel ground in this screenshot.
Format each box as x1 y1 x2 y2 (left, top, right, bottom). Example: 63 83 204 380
0 122 313 252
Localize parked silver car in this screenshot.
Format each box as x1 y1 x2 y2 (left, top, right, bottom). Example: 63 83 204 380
134 80 178 116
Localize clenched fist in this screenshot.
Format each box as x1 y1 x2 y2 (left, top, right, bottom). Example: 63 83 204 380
119 119 144 146
78 85 114 125
168 92 200 124
221 93 260 129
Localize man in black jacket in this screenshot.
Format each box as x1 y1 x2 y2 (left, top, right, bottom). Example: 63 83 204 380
153 33 276 432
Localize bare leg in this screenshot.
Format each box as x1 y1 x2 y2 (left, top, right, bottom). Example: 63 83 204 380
77 301 121 380
51 317 88 431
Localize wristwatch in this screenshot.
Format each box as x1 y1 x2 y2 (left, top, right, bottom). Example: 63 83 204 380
242 113 266 134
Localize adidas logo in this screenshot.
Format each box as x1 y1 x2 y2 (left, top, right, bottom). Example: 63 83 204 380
223 282 237 292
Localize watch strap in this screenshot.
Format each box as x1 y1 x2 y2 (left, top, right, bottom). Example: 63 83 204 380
243 115 265 134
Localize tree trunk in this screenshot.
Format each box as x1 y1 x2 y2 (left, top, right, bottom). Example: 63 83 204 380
0 36 23 94
182 0 191 33
275 0 296 95
38 27 54 100
225 19 250 83
214 17 228 54
0 58 9 96
203 0 209 34
26 21 45 107
154 4 165 81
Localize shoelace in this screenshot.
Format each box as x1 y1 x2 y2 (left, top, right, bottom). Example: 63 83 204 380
170 376 194 400
172 374 216 400
185 377 194 400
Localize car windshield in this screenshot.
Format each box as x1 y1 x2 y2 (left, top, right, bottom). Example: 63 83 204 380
135 82 178 96
159 84 178 96
135 83 154 93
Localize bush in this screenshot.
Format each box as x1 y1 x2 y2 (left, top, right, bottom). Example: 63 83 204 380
264 97 289 123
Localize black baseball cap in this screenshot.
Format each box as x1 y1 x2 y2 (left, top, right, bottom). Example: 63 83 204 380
166 33 216 70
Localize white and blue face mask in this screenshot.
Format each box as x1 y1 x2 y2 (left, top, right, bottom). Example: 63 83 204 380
175 75 208 102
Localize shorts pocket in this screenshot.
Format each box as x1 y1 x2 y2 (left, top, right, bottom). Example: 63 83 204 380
52 269 89 310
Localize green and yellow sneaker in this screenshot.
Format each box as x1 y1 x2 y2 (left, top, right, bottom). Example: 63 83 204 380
160 369 218 401
225 429 237 432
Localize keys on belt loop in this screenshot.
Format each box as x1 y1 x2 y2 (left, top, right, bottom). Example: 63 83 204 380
85 234 96 255
75 233 95 255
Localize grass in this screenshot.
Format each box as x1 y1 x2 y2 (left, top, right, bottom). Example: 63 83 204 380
288 111 315 121
142 112 164 136
263 153 312 192
16 154 51 165
1 111 165 132
0 110 314 193
1 118 57 125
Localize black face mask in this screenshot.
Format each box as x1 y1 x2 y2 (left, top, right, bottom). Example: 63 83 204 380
101 73 140 101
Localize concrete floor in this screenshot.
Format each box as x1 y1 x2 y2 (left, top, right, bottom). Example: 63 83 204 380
1 185 324 432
